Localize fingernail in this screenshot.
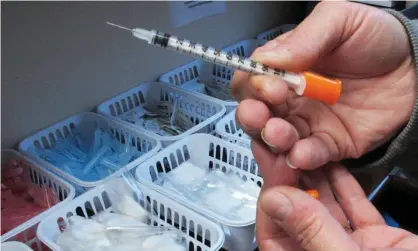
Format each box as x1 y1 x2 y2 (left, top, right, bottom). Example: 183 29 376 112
286 155 298 169
261 128 277 153
262 191 293 222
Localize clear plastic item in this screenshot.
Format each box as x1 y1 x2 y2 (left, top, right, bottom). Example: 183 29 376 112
18 112 161 191
157 169 258 221
37 177 225 251
135 133 262 251
96 82 226 147
215 108 251 149
1 149 75 251
130 93 196 137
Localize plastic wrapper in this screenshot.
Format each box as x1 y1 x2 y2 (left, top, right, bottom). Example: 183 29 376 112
200 63 235 101
1 159 60 240
156 164 260 221
205 81 234 101
28 126 144 184
117 93 195 136
56 173 187 251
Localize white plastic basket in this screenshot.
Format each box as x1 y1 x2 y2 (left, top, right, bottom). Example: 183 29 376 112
96 82 226 147
159 39 266 113
18 112 161 190
37 178 225 251
1 241 34 251
1 149 75 251
215 109 251 149
256 24 297 41
135 134 262 251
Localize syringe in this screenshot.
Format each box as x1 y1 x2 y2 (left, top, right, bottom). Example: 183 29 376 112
107 22 342 105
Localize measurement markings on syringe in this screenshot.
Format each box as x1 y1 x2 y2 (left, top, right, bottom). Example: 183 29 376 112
175 37 183 51
188 41 196 55
168 34 286 76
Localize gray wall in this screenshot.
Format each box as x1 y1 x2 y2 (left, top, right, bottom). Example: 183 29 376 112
1 1 305 148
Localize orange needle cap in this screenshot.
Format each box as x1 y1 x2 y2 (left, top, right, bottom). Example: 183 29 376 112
303 72 342 105
306 189 320 200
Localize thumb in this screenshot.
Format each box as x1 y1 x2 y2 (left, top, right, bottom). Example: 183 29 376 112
252 2 357 72
260 186 360 251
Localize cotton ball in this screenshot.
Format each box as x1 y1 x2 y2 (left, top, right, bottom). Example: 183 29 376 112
108 230 149 245
93 211 148 228
67 216 110 245
142 233 186 251
56 231 83 251
56 228 109 251
114 195 150 223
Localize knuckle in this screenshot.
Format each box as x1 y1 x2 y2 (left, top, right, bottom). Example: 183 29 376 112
293 208 325 249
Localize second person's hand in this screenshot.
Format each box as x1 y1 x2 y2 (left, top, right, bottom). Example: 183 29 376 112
257 163 418 251
231 2 416 171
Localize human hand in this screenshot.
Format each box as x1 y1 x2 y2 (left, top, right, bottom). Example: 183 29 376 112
231 1 416 171
257 163 418 251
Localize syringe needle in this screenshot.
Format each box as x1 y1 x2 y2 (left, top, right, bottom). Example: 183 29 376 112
106 22 132 32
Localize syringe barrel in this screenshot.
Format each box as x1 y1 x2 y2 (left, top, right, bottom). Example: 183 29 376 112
150 31 341 105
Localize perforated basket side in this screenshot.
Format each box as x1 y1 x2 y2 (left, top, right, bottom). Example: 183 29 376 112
135 133 262 227
17 112 161 188
256 24 297 41
159 60 204 87
37 179 225 251
1 149 75 250
215 109 251 149
97 82 226 146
